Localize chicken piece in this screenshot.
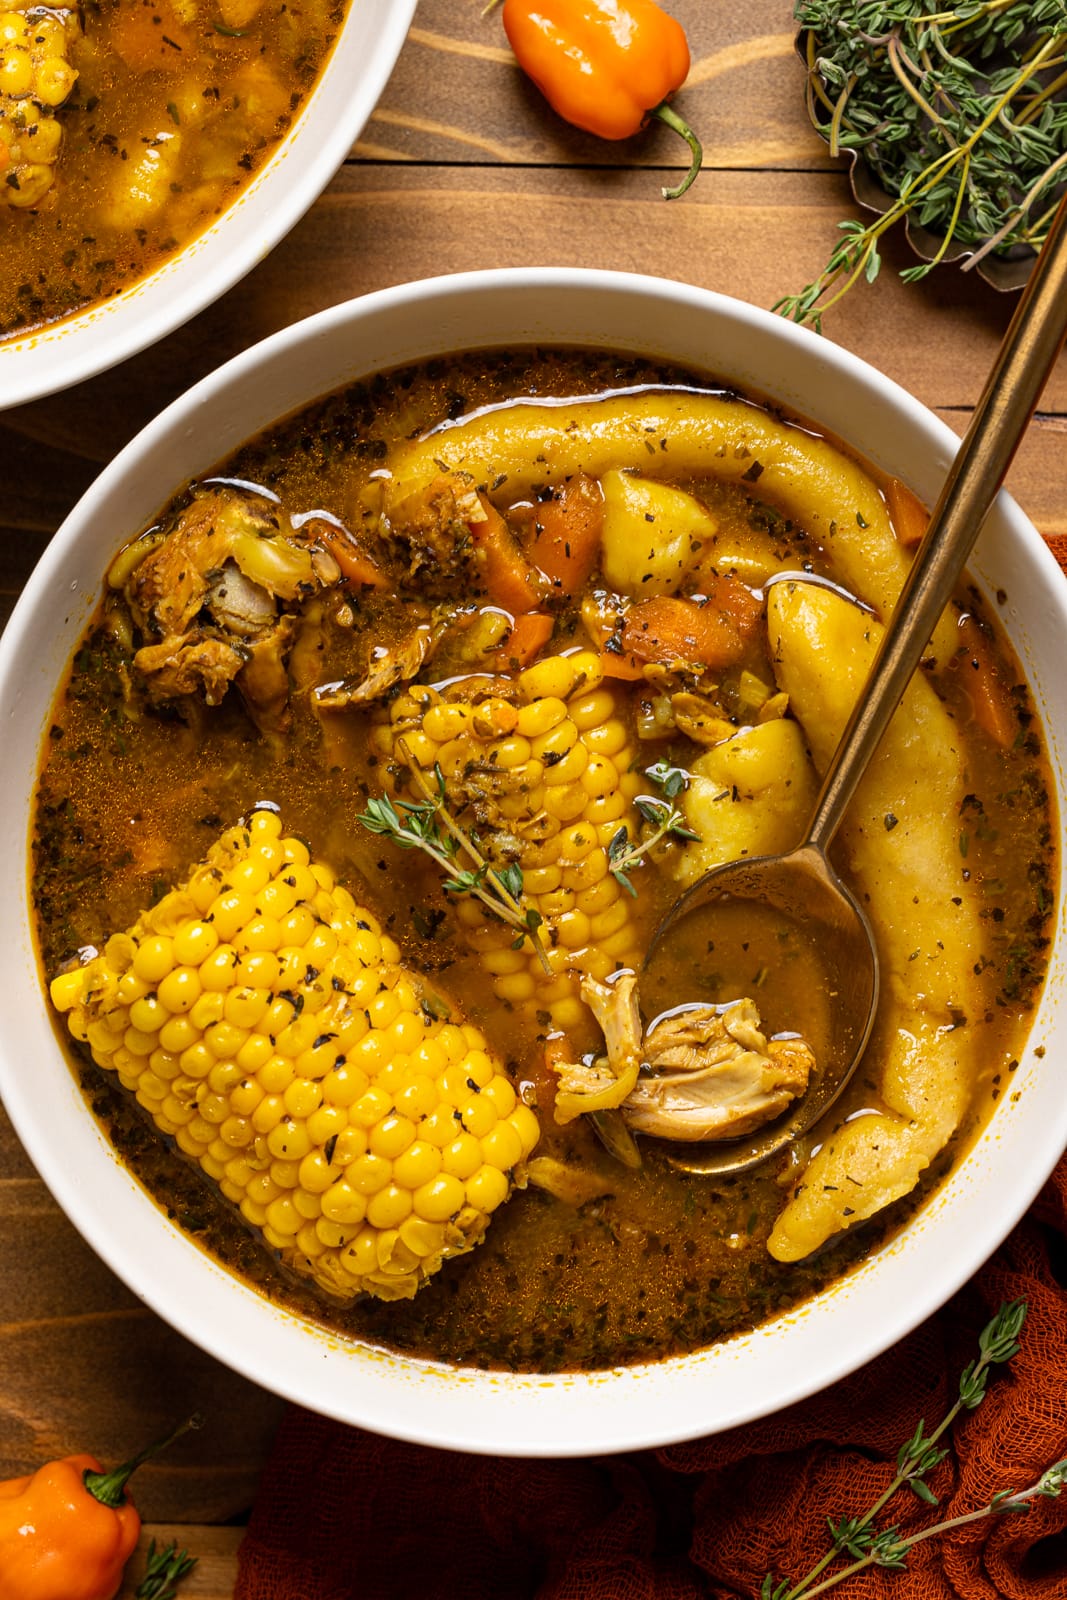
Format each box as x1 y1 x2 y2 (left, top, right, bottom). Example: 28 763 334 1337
116 487 341 736
124 490 319 635
551 976 814 1140
132 634 245 706
525 1156 616 1207
624 1000 813 1141
375 471 485 595
552 972 645 1122
235 616 299 734
314 606 464 710
669 690 735 747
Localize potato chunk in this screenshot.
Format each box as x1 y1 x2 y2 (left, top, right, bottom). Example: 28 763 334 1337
673 718 817 888
599 471 717 596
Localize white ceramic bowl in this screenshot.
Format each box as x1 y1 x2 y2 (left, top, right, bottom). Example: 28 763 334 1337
0 0 415 410
3 270 1065 1456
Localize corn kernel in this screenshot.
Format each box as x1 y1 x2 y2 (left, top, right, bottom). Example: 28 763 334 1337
441 1133 482 1180
494 971 536 1004
483 1076 518 1117
133 936 175 985
413 1173 466 1222
306 1104 347 1147
347 1152 392 1196
235 1033 273 1074
156 967 201 1014
459 1095 498 1139
368 1113 416 1160
265 1196 302 1237
267 1119 311 1161
398 1215 446 1259
466 1164 510 1212
366 1183 413 1230
283 1078 322 1120
298 1151 336 1195
321 1180 367 1226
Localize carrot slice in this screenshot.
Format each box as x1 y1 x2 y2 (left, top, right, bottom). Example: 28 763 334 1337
521 474 604 596
494 611 555 668
599 583 761 677
469 497 548 615
109 0 193 71
884 476 929 550
312 522 387 589
949 614 1018 749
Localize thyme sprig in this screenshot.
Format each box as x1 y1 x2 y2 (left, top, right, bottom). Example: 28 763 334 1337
356 743 550 971
776 1 1067 330
761 1300 1067 1600
608 763 698 896
135 1539 198 1600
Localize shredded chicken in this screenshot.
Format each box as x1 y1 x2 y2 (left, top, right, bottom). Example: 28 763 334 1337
625 1001 814 1141
116 487 344 736
525 1156 617 1207
551 975 815 1142
314 607 461 710
669 690 736 747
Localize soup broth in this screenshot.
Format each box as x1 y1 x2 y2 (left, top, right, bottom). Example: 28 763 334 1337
33 348 1055 1371
0 0 343 338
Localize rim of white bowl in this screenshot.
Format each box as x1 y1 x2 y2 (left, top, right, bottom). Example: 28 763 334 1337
0 0 416 410
2 269 1065 1456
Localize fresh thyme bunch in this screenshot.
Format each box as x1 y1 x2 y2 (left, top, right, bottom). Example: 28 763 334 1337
776 0 1067 329
762 1300 1067 1599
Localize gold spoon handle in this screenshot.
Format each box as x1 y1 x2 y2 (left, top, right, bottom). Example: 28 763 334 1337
808 189 1067 855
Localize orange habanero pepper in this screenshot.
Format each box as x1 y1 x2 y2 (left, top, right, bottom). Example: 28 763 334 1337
0 1418 198 1600
502 0 703 198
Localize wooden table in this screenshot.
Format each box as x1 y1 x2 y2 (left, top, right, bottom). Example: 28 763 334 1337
3 4 1065 1594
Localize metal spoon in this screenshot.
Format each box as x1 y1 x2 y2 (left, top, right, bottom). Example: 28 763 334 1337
644 191 1067 1179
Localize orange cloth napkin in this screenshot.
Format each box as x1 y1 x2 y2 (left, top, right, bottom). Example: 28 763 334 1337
237 534 1067 1600
234 1154 1067 1600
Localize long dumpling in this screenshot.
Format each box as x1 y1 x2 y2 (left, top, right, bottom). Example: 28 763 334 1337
764 581 987 1262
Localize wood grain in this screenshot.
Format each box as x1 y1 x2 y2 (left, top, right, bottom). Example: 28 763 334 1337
0 3 1065 1590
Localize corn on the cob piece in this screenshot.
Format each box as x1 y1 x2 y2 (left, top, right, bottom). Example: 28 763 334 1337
0 7 78 209
371 649 648 1045
50 808 539 1303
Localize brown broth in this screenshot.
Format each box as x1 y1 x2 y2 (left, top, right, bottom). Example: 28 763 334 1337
31 348 1056 1371
1 0 343 339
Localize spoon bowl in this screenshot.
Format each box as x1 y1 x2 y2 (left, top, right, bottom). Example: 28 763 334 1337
644 842 879 1176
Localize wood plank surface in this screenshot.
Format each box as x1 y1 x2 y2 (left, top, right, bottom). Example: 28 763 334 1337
1 3 1065 1597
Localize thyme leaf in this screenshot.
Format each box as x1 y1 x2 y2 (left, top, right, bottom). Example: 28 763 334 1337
608 795 699 896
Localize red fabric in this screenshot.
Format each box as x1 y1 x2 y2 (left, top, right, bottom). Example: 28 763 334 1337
235 1157 1067 1599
